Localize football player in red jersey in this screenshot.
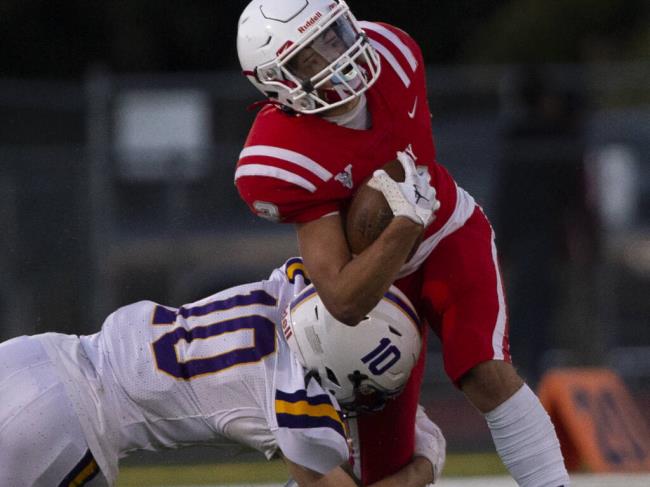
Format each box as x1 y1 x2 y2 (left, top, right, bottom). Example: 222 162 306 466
235 1 570 486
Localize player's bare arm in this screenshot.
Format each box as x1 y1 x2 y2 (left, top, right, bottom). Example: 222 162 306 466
297 212 421 325
297 152 439 326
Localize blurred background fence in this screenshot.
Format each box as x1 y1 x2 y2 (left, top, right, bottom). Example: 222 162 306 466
1 62 648 454
1 0 650 459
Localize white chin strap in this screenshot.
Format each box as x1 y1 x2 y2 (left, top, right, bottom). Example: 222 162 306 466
322 69 364 104
328 84 354 100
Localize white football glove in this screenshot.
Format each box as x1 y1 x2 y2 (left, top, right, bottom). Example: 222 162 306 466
414 404 446 484
367 151 440 227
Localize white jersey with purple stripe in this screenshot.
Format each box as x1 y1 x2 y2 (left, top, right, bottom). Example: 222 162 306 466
37 257 349 485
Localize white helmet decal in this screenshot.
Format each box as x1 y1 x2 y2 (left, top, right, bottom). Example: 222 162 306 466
237 0 381 114
283 285 422 413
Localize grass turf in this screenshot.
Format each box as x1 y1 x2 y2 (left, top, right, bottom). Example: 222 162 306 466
116 453 507 486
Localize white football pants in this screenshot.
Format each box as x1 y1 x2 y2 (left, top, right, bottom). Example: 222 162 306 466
0 335 108 487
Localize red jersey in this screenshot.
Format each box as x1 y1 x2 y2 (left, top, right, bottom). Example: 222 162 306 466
236 22 474 274
236 23 508 487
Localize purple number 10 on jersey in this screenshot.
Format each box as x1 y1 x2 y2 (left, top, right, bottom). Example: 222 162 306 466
151 291 277 380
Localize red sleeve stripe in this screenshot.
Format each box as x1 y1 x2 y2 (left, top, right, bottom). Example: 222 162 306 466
359 22 418 72
235 164 317 193
240 145 333 181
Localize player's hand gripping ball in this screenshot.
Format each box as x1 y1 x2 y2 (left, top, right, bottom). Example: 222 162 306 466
369 151 440 227
345 158 403 255
345 152 439 255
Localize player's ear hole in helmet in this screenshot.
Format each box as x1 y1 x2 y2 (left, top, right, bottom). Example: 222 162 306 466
283 284 422 414
237 0 381 114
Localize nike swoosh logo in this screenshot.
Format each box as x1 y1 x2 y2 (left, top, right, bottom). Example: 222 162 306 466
408 97 418 118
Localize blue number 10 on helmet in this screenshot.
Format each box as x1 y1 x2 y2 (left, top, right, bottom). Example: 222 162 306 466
282 284 422 414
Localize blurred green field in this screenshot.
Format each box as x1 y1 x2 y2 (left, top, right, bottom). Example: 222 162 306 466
116 453 508 486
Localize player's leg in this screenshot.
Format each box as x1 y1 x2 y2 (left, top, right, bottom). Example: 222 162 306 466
420 207 570 487
0 335 109 486
352 324 428 485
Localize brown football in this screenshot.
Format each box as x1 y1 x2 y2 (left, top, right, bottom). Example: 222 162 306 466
344 159 421 256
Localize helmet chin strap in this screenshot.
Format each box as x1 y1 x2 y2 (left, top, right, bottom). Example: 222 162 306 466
322 84 351 103
323 69 363 103
341 370 389 417
331 66 359 86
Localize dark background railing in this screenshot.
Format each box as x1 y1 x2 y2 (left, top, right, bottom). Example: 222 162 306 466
1 0 649 457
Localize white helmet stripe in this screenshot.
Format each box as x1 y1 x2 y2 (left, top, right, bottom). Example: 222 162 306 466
235 164 317 193
359 22 418 72
240 145 333 181
368 39 411 88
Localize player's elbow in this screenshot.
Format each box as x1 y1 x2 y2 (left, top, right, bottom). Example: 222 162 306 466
324 299 367 327
312 279 374 326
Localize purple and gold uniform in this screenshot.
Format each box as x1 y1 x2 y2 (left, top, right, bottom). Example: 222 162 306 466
0 258 349 486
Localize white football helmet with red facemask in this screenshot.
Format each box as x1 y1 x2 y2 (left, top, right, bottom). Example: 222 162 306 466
237 0 381 114
282 285 421 414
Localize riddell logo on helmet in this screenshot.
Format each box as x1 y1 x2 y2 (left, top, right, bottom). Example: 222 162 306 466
298 11 323 34
276 40 294 56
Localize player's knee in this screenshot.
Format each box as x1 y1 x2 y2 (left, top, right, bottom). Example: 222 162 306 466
459 360 524 413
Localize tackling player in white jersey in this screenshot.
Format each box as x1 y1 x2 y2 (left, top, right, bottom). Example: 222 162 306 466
0 257 444 487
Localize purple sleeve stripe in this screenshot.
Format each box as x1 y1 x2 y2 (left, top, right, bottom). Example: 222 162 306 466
58 449 100 487
383 291 420 327
277 413 346 438
276 388 332 406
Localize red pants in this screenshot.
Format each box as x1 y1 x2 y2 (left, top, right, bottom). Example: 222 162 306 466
357 206 511 484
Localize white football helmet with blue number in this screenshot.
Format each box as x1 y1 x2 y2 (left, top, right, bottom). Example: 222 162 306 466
283 284 422 413
237 0 381 114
